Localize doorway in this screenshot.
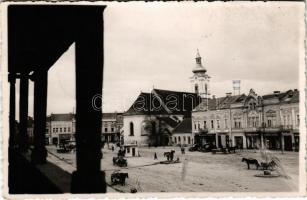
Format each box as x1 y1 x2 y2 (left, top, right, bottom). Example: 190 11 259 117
234 136 243 149
284 136 292 151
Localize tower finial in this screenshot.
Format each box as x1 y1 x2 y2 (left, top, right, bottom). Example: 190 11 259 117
196 48 200 58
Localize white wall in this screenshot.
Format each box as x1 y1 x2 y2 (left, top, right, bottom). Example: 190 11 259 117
172 133 194 146
123 115 149 146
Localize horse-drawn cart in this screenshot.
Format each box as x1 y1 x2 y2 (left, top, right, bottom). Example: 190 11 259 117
111 171 129 186
113 156 128 167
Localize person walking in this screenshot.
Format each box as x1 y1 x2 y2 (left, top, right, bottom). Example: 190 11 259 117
181 146 185 154
154 152 158 160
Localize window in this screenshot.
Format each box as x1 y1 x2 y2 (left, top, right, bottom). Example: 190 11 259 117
105 128 108 132
195 84 199 94
174 137 177 144
60 128 62 133
56 128 58 133
198 123 200 130
211 120 214 129
194 123 196 130
53 128 55 133
188 136 191 144
64 127 66 132
178 137 181 142
268 119 272 127
234 118 241 128
217 120 220 129
204 121 207 128
183 136 186 142
129 122 134 136
225 119 228 128
127 147 130 153
111 128 114 132
68 127 70 132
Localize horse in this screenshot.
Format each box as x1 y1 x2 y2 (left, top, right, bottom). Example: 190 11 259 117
164 150 175 161
164 152 170 161
228 146 237 153
242 158 260 170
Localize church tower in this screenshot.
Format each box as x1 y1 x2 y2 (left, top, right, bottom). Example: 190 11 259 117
190 49 211 98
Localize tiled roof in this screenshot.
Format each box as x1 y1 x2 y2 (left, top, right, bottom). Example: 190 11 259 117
124 89 201 117
173 118 192 133
262 89 299 103
194 94 245 111
50 113 74 121
193 89 298 112
124 92 169 115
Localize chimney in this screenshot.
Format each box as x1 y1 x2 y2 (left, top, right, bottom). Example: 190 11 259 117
226 92 232 97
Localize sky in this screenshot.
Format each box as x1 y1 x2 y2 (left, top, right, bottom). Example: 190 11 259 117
15 2 304 117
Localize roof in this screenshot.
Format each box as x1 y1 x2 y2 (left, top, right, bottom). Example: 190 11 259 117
262 89 299 104
157 117 180 128
194 94 245 111
50 113 74 121
194 89 299 112
8 5 105 74
102 112 123 119
173 118 192 134
124 89 201 117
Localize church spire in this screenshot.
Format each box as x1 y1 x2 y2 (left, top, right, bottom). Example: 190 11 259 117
196 49 201 64
190 49 210 99
193 49 206 73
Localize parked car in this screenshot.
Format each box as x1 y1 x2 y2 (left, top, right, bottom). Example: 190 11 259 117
56 142 71 153
188 144 200 151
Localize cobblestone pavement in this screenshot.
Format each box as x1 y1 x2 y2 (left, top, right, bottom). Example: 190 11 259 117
46 145 299 193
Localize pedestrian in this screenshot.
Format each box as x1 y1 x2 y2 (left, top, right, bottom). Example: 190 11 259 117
154 152 158 160
181 146 185 154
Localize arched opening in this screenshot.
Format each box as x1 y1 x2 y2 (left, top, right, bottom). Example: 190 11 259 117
129 122 134 136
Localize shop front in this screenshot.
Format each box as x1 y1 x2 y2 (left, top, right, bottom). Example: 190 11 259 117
245 133 260 149
264 133 281 150
195 133 216 147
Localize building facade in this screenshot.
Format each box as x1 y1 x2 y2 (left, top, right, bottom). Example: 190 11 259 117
172 118 194 146
192 89 299 151
49 113 75 145
123 89 200 147
101 112 123 144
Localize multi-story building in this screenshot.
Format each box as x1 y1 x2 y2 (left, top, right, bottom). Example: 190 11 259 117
192 89 299 151
49 113 74 145
101 112 123 144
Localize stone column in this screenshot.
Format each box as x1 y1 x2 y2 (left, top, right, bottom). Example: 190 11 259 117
9 74 16 149
31 70 48 164
19 75 29 152
71 7 106 193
